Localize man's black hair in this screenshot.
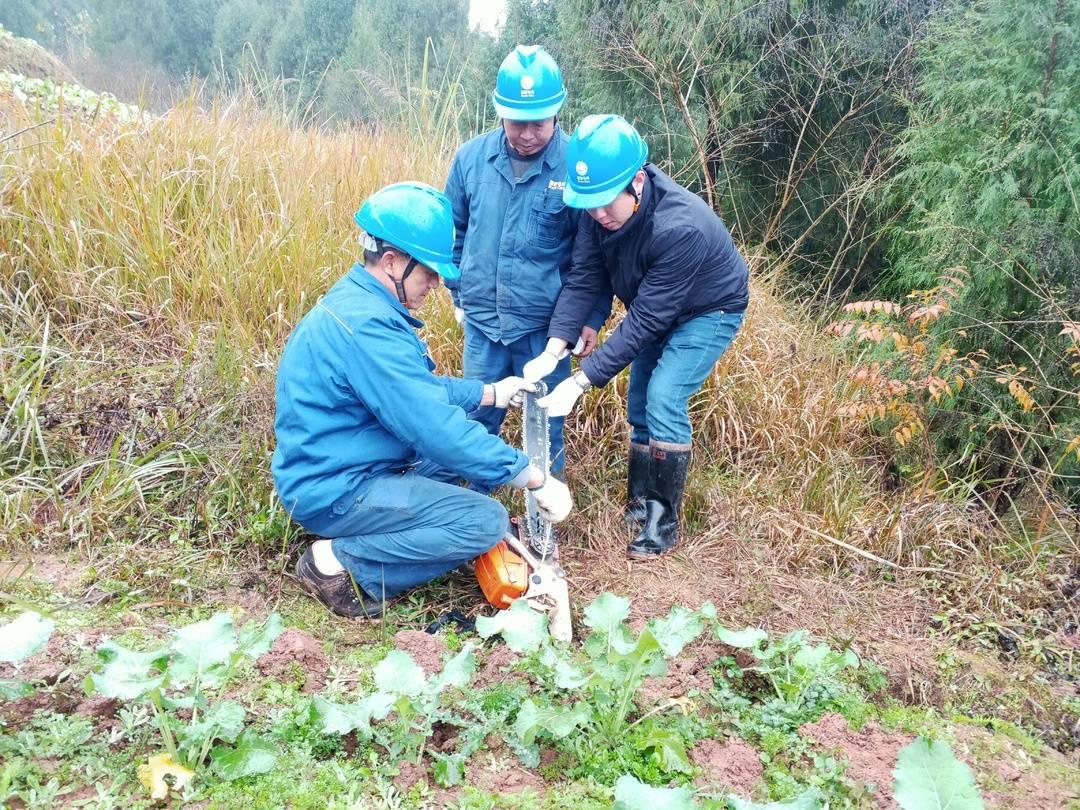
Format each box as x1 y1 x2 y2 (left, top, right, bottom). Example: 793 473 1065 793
363 238 409 266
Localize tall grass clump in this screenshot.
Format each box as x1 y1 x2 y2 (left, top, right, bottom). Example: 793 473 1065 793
2 91 450 348
0 90 457 560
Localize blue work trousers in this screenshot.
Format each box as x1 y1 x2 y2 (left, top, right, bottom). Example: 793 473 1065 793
462 322 568 477
628 311 745 446
323 461 509 600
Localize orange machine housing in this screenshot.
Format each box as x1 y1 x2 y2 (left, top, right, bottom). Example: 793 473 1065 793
476 540 529 608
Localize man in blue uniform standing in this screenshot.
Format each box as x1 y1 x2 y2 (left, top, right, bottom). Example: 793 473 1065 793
444 45 608 480
274 182 573 619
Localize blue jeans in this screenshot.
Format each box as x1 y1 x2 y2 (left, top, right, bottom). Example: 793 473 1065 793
628 311 745 446
320 461 509 600
462 323 568 477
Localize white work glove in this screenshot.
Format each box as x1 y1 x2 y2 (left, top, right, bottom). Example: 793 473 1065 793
522 337 570 383
537 371 592 417
490 376 536 409
453 306 465 326
528 476 573 523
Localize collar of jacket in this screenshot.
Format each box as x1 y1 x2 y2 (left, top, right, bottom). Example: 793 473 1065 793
599 163 656 247
486 124 564 175
345 263 424 328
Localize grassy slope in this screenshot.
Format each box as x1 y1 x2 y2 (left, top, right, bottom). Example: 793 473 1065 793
0 27 76 83
0 80 1076 807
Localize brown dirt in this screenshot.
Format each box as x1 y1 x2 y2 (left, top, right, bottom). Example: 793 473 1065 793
256 628 329 693
951 724 1079 810
568 511 943 697
799 713 913 807
0 628 104 706
468 761 546 796
394 630 448 676
429 721 460 753
0 553 87 596
473 644 523 689
0 635 70 685
424 787 464 807
393 760 428 792
0 688 79 727
638 640 727 706
340 731 361 758
690 737 764 796
208 585 272 619
73 694 118 721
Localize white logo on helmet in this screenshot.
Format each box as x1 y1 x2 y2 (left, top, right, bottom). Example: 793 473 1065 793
519 75 535 98
575 161 588 176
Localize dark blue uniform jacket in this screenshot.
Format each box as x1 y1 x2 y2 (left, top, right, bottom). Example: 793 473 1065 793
548 164 749 386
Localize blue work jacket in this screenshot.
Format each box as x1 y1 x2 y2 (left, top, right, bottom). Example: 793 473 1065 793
272 266 530 530
444 126 609 344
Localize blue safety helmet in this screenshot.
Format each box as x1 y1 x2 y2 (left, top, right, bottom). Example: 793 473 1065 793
353 182 459 281
492 45 566 121
563 114 649 209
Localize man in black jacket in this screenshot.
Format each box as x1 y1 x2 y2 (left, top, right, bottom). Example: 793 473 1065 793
524 114 749 558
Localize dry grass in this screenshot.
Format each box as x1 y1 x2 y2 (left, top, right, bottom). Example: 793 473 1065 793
1 91 1076 697
1 95 446 347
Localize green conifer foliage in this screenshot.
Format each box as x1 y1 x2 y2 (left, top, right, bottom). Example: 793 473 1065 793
883 0 1080 496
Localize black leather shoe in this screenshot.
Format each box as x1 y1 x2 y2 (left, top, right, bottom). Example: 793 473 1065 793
624 442 651 527
628 444 691 558
295 547 384 619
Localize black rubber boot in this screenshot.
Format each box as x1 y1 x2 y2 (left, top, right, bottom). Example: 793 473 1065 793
624 442 651 527
295 547 384 619
628 443 691 558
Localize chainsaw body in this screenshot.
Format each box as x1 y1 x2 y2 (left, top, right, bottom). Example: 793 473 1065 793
475 384 573 642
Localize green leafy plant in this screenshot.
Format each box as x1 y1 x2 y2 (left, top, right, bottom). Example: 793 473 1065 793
0 610 55 698
613 774 697 809
476 598 550 653
892 737 984 810
0 71 142 121
311 642 496 787
715 625 858 734
87 611 283 799
727 793 824 809
485 594 709 776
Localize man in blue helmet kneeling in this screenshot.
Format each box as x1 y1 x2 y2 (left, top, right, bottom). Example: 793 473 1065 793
444 45 610 482
273 182 573 619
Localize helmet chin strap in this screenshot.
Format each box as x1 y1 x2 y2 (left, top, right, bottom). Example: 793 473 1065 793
390 256 420 307
362 233 422 307
628 170 645 213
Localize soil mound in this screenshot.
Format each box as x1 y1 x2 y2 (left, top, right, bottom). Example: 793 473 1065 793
74 695 118 721
799 713 912 807
639 641 726 705
392 761 427 792
473 644 523 689
393 629 447 676
0 29 76 83
256 628 329 693
469 762 545 796
690 737 764 795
